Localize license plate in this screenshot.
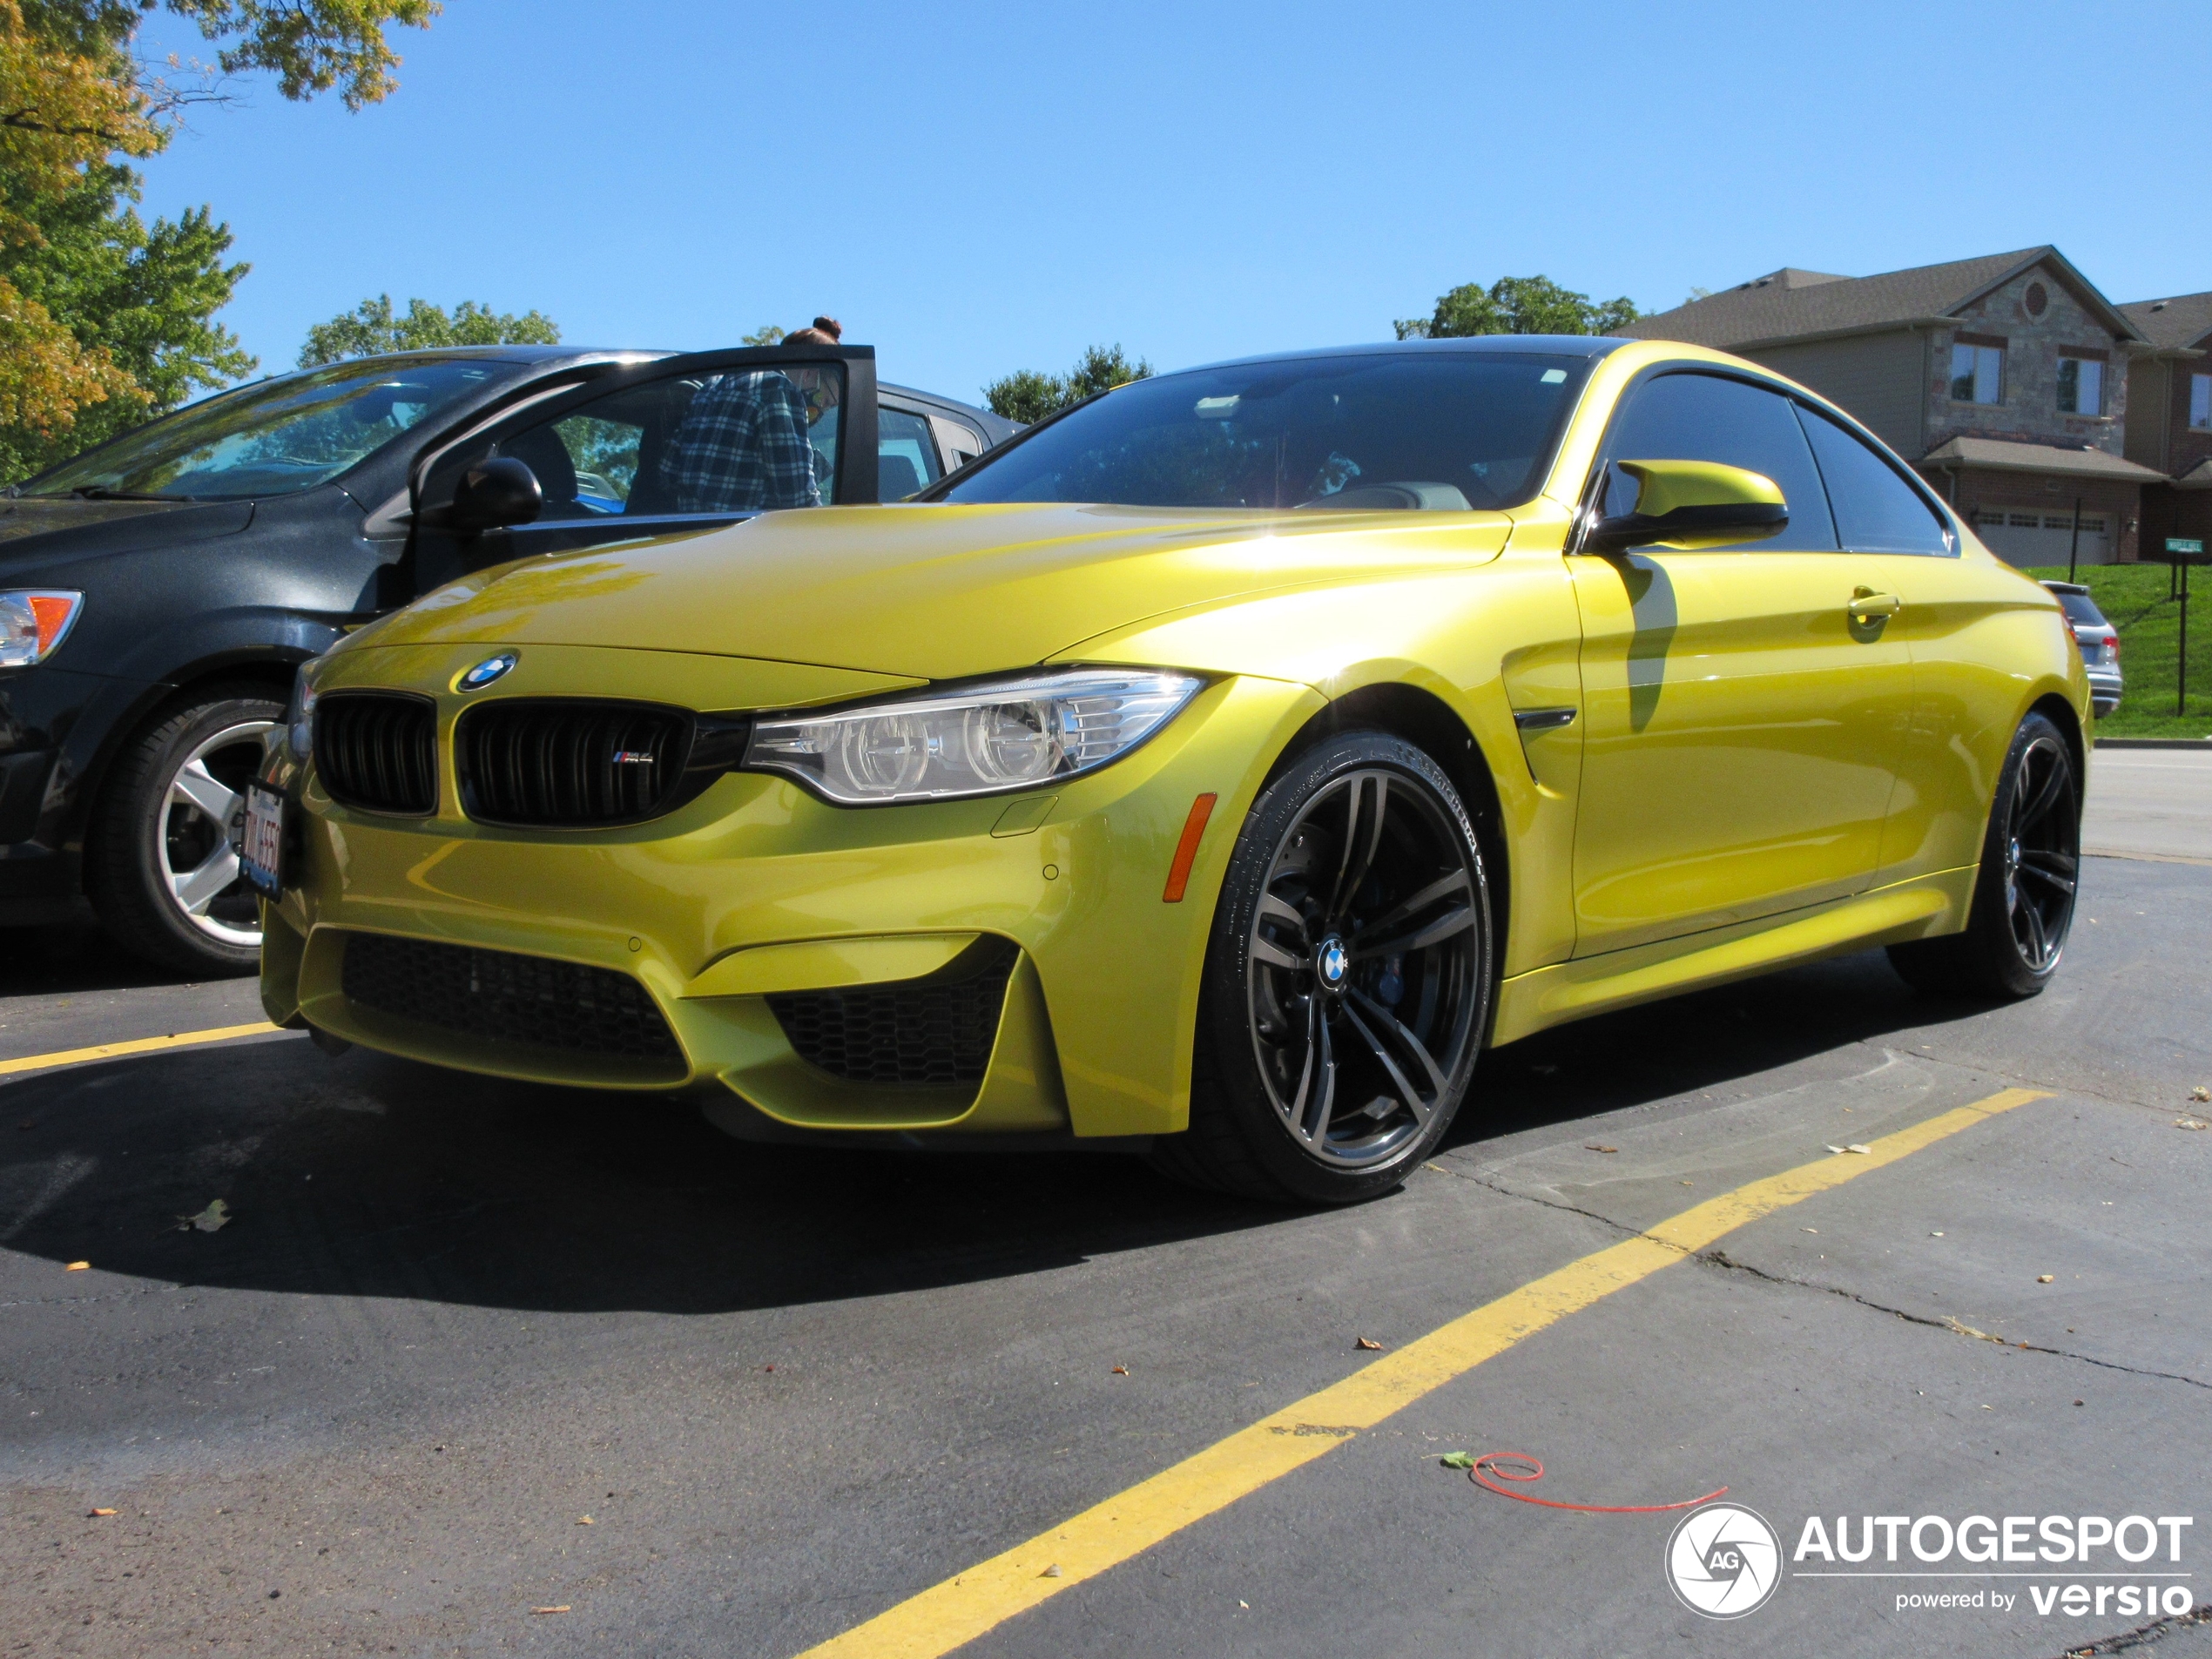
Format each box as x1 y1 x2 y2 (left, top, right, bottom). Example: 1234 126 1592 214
241 784 285 900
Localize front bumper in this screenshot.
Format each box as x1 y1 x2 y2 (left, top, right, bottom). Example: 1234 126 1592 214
259 642 1321 1138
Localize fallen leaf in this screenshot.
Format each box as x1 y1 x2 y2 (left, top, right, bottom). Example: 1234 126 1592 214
2191 1086 2209 1103
179 1199 230 1233
1801 1227 1818 1234
2037 1275 2054 1284
1845 1144 1871 1155
1354 1337 1385 1351
1824 1144 1846 1155
2178 1117 2209 1132
1931 1231 1945 1238
2074 1399 2085 1407
1040 1563 1062 1579
1584 1143 1617 1154
64 1261 89 1271
576 1516 593 1525
531 1606 570 1615
88 1507 117 1517
1439 1451 1474 1469
1110 1366 1128 1376
1239 1600 1250 1609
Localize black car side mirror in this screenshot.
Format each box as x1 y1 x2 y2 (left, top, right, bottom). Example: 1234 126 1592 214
448 456 543 534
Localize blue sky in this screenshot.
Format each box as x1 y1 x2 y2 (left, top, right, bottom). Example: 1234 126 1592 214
132 0 2209 407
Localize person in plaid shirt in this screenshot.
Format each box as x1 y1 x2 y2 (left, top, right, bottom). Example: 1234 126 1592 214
658 369 820 512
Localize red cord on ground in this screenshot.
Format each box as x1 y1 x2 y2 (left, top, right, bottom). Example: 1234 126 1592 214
1467 1452 1727 1514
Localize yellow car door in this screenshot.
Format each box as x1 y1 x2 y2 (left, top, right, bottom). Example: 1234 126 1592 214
1791 404 2042 884
1569 371 1915 956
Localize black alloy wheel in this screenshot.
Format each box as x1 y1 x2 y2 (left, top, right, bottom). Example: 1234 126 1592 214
1157 730 1492 1205
1888 710 2080 1000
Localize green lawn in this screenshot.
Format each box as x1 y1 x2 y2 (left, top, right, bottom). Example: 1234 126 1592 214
2022 563 2212 738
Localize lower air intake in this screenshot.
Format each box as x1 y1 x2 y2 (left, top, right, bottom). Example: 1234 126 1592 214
768 941 1016 1087
342 932 684 1069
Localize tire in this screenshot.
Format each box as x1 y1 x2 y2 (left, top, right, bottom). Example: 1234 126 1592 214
1887 711 2080 1001
87 685 281 977
1152 731 1494 1205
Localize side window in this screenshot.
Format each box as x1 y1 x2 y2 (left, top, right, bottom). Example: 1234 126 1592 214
931 415 986 474
1599 373 1838 550
1795 407 1953 556
493 362 846 521
878 407 943 500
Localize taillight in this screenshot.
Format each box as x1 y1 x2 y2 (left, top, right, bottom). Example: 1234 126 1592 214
2104 632 2120 658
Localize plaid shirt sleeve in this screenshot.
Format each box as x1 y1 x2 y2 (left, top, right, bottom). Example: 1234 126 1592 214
658 372 822 513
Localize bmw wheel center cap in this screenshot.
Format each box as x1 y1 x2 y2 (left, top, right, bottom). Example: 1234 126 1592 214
1317 936 1349 989
458 651 517 691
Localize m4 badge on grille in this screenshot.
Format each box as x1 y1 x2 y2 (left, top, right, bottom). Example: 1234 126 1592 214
610 751 656 765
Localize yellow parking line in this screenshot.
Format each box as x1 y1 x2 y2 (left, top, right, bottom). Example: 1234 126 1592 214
796 1085 2047 1659
0 1021 285 1078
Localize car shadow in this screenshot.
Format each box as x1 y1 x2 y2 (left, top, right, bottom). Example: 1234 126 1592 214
0 947 1986 1318
0 925 207 995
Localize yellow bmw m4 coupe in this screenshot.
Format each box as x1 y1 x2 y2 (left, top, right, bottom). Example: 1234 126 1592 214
252 336 2089 1204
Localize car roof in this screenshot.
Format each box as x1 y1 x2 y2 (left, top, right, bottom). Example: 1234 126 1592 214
880 381 1020 442
1176 334 1633 376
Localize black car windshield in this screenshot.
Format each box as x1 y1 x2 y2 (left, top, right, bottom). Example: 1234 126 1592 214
2050 589 2108 627
21 358 511 501
937 350 1593 512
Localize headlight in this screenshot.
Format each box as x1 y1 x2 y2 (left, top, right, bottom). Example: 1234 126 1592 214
0 590 83 667
286 657 325 758
744 668 1204 805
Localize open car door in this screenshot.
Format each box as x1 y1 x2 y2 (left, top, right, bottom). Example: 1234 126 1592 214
401 342 879 599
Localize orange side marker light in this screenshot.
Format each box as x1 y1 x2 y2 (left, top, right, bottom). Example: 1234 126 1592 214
1162 793 1218 903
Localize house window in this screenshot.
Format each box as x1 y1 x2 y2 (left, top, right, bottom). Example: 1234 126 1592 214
2057 354 2105 415
1950 341 2003 404
2192 373 2210 430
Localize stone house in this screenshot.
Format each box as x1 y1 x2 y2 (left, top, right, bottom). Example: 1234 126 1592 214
1623 248 2162 563
2118 289 2212 555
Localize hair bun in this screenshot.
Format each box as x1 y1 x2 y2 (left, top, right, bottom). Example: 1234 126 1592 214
811 316 843 341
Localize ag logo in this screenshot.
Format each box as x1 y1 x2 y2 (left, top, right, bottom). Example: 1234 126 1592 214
1665 1503 1781 1620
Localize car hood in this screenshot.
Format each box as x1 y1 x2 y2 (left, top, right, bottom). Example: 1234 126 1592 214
361 502 1514 680
0 495 258 575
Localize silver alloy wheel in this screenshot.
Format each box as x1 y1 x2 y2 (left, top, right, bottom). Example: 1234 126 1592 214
158 718 273 948
2001 732 2079 974
1244 768 1483 1169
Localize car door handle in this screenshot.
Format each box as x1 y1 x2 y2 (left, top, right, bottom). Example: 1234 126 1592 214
1849 588 1901 623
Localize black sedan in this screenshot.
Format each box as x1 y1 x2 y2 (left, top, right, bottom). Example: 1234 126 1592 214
0 341 1013 972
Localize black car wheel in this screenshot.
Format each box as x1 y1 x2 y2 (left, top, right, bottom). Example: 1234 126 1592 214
1155 731 1493 1205
1888 711 2080 1000
89 685 281 976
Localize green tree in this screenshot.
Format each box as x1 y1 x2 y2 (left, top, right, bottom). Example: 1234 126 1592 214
1 0 437 478
740 323 784 347
298 293 558 365
983 342 1151 424
1394 275 1639 341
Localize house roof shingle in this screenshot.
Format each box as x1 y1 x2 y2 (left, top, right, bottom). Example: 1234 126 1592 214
2119 291 2212 353
1920 436 2167 482
1624 246 2144 351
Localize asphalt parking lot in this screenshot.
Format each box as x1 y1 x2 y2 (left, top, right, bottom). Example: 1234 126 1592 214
3 752 2206 1658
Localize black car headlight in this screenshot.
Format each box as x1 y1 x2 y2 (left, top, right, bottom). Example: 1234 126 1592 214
743 668 1204 805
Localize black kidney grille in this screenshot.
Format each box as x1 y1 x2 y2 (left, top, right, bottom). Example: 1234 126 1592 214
342 931 684 1067
768 944 1017 1087
458 699 691 826
315 692 438 815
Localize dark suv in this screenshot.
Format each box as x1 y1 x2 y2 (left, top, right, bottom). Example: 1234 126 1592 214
0 341 1012 972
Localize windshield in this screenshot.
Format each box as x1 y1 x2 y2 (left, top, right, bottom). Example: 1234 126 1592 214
20 358 512 500
2050 589 2107 628
938 351 1594 511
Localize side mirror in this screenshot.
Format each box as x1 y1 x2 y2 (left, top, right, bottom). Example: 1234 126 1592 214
1581 459 1787 555
448 455 543 534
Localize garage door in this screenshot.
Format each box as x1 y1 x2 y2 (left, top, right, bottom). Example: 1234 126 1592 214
1974 509 2110 567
